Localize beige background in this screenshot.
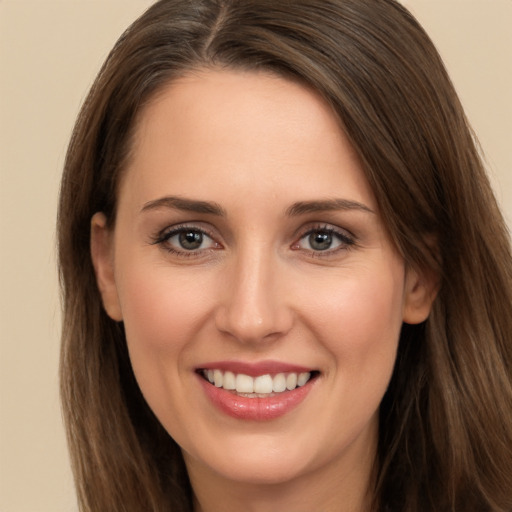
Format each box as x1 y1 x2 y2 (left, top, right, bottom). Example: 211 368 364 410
0 1 510 510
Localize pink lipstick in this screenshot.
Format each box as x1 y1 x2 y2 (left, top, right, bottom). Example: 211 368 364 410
196 360 318 421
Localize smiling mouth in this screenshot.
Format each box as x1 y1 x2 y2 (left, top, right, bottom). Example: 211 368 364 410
198 369 319 397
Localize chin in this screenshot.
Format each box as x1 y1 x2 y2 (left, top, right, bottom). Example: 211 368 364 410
221 458 307 486
183 433 319 487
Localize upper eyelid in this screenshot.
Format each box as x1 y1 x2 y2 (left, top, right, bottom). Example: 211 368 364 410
154 222 216 239
149 225 218 250
294 222 356 241
150 221 357 249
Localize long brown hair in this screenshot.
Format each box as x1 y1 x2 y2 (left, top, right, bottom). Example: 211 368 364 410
58 1 512 510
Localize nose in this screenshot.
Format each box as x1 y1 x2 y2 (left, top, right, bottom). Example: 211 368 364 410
214 246 294 344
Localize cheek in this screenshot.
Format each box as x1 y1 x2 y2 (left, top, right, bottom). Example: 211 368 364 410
318 257 404 333
303 266 405 385
118 258 212 346
115 257 215 401
300 269 405 447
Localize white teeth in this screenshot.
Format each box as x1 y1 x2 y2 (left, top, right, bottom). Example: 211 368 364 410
297 372 310 387
254 374 273 394
223 371 236 390
272 373 287 393
213 369 223 387
203 369 313 394
236 373 254 393
286 373 297 390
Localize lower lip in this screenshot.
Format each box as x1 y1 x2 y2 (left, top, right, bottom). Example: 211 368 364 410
198 375 315 421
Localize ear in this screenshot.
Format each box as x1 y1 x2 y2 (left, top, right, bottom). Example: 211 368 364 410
90 212 123 321
402 265 438 325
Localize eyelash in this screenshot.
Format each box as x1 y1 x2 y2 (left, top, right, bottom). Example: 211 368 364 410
150 223 356 258
150 224 221 258
292 224 356 257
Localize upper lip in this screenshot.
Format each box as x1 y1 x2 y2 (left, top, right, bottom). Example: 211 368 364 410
196 360 316 377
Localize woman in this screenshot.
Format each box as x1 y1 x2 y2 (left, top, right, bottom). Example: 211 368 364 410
57 0 512 510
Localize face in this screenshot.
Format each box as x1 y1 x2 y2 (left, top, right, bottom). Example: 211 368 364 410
92 70 434 491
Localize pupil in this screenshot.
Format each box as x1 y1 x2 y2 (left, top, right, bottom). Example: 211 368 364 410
310 231 332 251
179 231 202 250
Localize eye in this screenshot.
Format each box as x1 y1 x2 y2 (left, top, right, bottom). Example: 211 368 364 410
294 226 355 253
173 229 209 250
306 231 336 251
152 225 221 255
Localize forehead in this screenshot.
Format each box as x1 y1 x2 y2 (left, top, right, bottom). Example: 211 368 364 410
120 69 375 212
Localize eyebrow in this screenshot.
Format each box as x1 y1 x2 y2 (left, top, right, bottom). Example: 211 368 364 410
140 196 373 217
141 196 226 216
286 198 374 216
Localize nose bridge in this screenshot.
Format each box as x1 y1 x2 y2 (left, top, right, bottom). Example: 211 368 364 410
215 240 292 343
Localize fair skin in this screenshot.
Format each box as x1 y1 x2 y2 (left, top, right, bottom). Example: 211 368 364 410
91 69 435 512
